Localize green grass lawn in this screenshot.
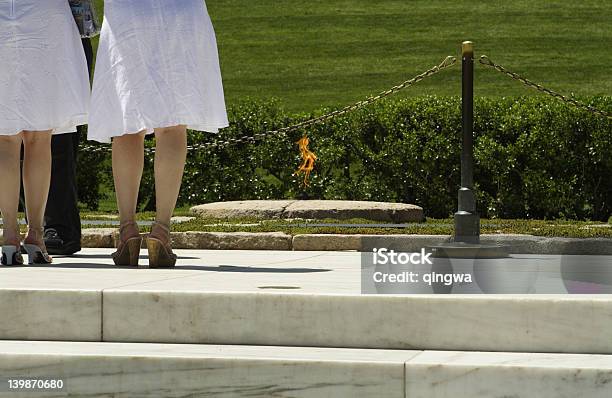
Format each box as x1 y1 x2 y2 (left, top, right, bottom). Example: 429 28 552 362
77 216 612 239
91 0 612 114
9 213 612 238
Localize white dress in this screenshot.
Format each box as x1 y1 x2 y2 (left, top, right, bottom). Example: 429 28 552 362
88 0 229 143
0 0 90 136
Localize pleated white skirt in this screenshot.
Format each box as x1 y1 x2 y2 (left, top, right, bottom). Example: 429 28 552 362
0 0 90 136
88 0 229 143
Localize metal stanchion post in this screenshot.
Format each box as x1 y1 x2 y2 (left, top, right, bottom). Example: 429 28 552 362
455 41 480 243
429 41 509 259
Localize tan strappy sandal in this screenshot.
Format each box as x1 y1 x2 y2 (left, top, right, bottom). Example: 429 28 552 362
23 227 52 265
112 221 142 266
146 221 177 268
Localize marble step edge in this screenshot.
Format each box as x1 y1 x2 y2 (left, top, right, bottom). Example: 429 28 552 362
0 341 611 398
3 288 612 354
78 229 612 254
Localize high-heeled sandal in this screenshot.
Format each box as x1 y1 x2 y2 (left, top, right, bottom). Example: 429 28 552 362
146 221 177 268
112 221 142 266
23 227 52 265
1 235 24 266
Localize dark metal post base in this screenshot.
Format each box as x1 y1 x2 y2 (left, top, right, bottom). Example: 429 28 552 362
454 210 480 244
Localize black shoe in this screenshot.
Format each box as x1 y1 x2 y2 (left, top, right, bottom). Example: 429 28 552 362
44 228 81 256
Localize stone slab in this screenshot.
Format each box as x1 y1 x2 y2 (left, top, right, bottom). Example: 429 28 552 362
171 231 292 250
81 228 116 249
0 289 100 341
0 341 417 398
190 200 296 219
103 290 612 354
80 231 293 250
74 229 612 255
283 200 424 222
190 200 424 222
292 234 362 251
0 342 611 397
405 350 612 398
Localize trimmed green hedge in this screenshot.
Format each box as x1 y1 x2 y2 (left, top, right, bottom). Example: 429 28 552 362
79 96 612 221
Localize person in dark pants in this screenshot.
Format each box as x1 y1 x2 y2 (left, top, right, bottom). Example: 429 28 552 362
43 38 94 255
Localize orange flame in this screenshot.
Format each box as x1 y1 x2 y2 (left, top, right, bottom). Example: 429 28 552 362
294 136 317 186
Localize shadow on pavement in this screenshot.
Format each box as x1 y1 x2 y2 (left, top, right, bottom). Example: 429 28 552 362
176 265 331 273
2 263 330 273
2 263 113 269
57 254 200 260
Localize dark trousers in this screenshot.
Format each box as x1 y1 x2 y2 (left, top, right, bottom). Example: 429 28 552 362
43 38 94 245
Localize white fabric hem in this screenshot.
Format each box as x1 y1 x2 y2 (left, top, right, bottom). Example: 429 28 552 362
88 120 229 143
0 115 88 136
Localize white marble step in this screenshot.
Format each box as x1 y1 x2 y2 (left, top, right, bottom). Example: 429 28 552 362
1 249 612 354
0 341 610 398
2 287 612 354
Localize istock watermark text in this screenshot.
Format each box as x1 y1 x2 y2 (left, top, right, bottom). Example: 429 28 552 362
372 248 433 265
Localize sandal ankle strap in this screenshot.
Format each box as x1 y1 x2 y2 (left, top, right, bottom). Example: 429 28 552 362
27 227 44 240
151 221 170 232
119 220 138 232
117 221 140 247
2 229 21 247
150 221 172 246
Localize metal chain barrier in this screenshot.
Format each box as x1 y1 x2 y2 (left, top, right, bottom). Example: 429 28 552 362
79 55 457 155
479 55 612 120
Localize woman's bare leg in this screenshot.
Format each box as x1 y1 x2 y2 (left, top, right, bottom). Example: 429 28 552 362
151 125 187 240
112 132 145 240
0 133 23 246
22 130 52 248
